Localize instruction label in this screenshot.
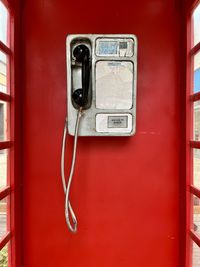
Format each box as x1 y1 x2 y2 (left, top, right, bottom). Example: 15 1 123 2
108 116 128 128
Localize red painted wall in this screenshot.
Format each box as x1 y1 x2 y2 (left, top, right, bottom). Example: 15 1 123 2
22 0 182 266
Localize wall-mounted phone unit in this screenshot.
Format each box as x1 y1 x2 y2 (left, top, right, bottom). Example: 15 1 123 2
62 34 138 233
67 34 137 136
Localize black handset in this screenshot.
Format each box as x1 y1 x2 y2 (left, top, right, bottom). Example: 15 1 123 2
72 45 91 108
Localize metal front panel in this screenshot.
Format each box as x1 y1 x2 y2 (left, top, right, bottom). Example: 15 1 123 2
96 61 133 110
66 34 137 136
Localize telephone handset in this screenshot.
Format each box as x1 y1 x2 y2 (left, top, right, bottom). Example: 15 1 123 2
62 34 137 233
72 44 91 108
61 43 92 233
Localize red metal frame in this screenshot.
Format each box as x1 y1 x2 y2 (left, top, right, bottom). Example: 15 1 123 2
0 187 11 200
0 0 21 266
190 185 200 198
190 230 200 247
0 92 11 102
0 141 12 150
0 233 11 251
0 40 11 55
190 42 200 56
190 140 200 148
190 92 200 101
186 7 193 267
186 1 200 266
9 1 22 266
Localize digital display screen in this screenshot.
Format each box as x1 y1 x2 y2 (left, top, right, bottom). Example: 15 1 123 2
98 41 118 55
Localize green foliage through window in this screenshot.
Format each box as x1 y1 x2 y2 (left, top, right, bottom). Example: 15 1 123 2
0 245 8 267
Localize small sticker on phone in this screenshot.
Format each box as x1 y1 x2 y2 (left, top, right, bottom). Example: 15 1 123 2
108 116 128 128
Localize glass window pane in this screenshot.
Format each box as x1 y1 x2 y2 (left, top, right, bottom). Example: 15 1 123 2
0 150 8 189
194 51 200 93
194 149 200 189
0 197 8 240
193 3 200 47
193 196 200 237
0 51 7 93
0 101 8 141
194 101 200 141
0 243 8 267
192 241 200 267
0 1 8 46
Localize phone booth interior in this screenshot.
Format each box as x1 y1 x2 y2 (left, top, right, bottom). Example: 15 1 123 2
20 0 186 266
22 0 181 267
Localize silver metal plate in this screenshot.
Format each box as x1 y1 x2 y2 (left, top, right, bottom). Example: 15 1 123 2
96 113 133 133
66 34 137 136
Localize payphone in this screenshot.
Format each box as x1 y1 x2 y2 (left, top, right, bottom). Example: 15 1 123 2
61 34 138 233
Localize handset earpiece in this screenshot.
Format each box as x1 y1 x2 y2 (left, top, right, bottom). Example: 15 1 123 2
72 44 90 108
73 44 89 62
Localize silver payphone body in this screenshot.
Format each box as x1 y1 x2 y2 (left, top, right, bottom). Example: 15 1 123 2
67 34 137 136
62 34 137 233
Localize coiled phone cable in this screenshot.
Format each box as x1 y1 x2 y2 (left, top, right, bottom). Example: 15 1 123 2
61 108 82 233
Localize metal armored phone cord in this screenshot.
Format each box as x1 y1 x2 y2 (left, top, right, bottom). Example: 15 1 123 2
61 108 82 233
